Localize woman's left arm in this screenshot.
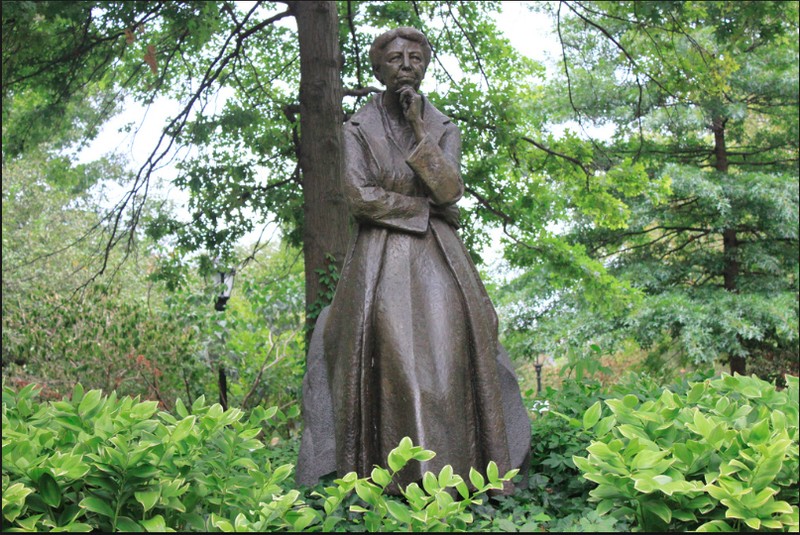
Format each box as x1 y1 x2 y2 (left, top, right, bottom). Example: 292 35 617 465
406 123 464 206
399 87 463 206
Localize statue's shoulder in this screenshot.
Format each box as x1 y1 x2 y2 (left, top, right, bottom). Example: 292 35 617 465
423 99 453 127
346 95 381 128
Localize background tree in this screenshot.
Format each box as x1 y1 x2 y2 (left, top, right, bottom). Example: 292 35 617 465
501 0 798 378
2 1 549 334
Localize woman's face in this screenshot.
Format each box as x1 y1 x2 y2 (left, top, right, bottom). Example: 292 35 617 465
375 37 427 93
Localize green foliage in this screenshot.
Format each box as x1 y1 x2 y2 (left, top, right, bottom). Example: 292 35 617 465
2 147 207 406
2 382 293 532
517 0 800 373
3 282 206 406
466 378 619 532
4 154 308 413
2 382 518 532
573 373 800 531
303 437 517 533
527 380 604 515
208 242 307 415
307 252 340 323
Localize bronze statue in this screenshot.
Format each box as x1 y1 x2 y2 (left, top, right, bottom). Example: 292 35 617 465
296 27 530 493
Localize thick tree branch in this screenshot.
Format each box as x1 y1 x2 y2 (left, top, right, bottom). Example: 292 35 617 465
344 86 381 97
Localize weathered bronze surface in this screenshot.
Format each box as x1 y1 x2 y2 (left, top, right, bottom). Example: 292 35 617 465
296 27 530 492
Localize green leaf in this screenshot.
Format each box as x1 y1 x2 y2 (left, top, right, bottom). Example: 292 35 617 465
747 417 770 445
583 400 602 430
622 394 639 408
486 461 499 483
354 480 379 506
696 520 734 531
469 467 485 489
647 499 672 524
171 415 196 442
750 452 784 491
16 514 43 531
687 383 706 404
632 449 670 470
135 489 160 512
55 415 84 433
77 389 103 418
594 415 617 437
412 449 436 462
271 463 293 484
71 384 85 405
385 500 412 525
211 512 234 532
38 472 61 508
140 514 168 532
130 401 159 420
743 517 761 530
128 465 159 479
633 476 658 493
438 464 454 488
116 516 143 532
497 518 519 531
397 436 413 455
79 496 114 518
387 450 404 472
174 398 189 419
370 467 392 488
422 471 439 494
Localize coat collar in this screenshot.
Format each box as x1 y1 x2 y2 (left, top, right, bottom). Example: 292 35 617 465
348 93 451 145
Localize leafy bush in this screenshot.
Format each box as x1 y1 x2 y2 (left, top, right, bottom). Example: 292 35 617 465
2 382 518 532
1 382 296 532
2 283 207 406
573 373 800 531
461 377 629 532
527 379 605 515
273 437 516 533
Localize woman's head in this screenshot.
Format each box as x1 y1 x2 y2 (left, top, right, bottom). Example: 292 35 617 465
369 27 432 87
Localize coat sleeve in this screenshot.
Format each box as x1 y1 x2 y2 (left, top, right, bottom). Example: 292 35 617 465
343 124 430 234
406 121 464 206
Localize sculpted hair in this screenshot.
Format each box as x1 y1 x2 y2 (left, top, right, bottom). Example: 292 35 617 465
369 27 432 74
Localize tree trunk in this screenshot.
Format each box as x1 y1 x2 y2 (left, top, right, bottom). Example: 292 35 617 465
290 1 350 342
713 114 746 375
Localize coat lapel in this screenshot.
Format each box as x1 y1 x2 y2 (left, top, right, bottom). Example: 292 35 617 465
349 94 452 164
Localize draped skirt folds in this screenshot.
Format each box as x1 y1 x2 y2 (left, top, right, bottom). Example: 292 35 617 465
296 219 531 492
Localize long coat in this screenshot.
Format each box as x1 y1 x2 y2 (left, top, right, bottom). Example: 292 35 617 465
296 94 530 490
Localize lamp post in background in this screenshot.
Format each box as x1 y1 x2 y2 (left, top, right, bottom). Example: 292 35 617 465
214 268 236 311
213 265 235 410
534 353 544 396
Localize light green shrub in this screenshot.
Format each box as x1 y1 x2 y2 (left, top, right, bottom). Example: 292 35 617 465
2 382 517 532
573 373 799 531
2 382 304 532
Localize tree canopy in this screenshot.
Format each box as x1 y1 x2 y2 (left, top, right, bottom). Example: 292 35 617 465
498 0 799 377
2 0 798 375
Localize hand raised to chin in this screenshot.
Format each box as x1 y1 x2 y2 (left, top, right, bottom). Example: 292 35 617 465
397 85 425 141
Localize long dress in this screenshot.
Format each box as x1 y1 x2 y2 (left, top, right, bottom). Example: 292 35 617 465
296 94 530 491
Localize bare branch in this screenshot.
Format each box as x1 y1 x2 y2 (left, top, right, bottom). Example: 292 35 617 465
345 0 365 89
449 2 491 90
83 4 292 289
521 135 593 179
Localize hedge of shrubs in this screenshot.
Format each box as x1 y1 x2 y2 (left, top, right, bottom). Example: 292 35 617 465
3 372 798 532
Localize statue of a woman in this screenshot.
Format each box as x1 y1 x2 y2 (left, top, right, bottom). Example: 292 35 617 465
296 27 530 493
